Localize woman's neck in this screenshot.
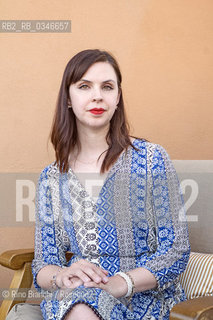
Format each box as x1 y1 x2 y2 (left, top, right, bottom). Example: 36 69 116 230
69 126 110 172
75 126 109 159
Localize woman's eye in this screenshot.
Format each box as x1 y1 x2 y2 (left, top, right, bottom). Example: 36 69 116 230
78 84 113 90
79 84 89 89
103 85 113 90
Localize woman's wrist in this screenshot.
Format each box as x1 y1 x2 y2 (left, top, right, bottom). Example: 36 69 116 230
113 273 129 297
115 271 135 299
50 266 66 290
50 267 62 290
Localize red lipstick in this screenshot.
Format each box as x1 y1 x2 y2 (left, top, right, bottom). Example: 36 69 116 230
89 108 105 115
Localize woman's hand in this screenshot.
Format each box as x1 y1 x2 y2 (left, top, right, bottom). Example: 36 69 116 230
84 274 128 299
56 259 109 289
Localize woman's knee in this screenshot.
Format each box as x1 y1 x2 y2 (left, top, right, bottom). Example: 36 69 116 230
64 303 99 320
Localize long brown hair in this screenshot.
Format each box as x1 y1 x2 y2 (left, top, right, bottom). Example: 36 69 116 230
50 49 142 174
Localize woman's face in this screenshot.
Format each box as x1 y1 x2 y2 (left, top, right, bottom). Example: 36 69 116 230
69 62 120 131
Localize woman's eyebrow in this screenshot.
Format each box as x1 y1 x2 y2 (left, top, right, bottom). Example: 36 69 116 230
79 79 115 84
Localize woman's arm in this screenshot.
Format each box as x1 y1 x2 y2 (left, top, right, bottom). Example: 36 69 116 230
84 267 157 298
85 143 190 298
32 166 108 291
125 267 157 292
31 167 68 291
37 260 109 291
136 144 190 291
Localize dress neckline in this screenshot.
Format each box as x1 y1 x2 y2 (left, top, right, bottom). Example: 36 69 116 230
68 138 137 206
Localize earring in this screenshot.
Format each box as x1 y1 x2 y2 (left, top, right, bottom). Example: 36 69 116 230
68 103 72 109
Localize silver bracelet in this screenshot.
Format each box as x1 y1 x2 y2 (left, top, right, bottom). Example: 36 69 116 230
115 271 133 298
50 266 66 290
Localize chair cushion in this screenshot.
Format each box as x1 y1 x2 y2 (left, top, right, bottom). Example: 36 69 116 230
180 252 213 299
6 303 42 320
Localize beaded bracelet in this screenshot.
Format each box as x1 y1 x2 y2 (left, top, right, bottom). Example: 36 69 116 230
115 271 135 299
125 272 135 300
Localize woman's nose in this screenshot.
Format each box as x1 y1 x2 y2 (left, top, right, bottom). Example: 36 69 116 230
91 87 103 101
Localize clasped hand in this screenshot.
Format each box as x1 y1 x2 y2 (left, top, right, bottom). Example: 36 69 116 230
56 259 108 289
56 259 127 298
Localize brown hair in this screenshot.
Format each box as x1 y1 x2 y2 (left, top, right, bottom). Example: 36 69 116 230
50 49 143 174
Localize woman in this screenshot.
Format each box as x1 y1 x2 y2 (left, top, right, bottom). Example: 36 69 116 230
32 49 190 320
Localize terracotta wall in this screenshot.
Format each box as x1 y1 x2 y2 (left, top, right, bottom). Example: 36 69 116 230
0 0 212 290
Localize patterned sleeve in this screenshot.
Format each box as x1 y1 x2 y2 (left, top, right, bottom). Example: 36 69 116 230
138 144 191 291
31 166 68 290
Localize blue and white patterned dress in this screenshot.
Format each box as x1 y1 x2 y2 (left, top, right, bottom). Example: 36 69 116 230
32 139 190 320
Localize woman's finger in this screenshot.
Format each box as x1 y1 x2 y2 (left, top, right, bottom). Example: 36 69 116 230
102 269 109 275
77 260 108 277
73 269 93 283
82 267 105 284
92 266 109 282
61 276 83 289
84 281 101 288
77 261 109 283
67 262 108 284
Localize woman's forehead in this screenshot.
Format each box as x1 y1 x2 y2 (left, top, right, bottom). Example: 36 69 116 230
80 62 117 82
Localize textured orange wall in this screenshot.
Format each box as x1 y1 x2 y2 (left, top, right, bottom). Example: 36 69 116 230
0 0 212 290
